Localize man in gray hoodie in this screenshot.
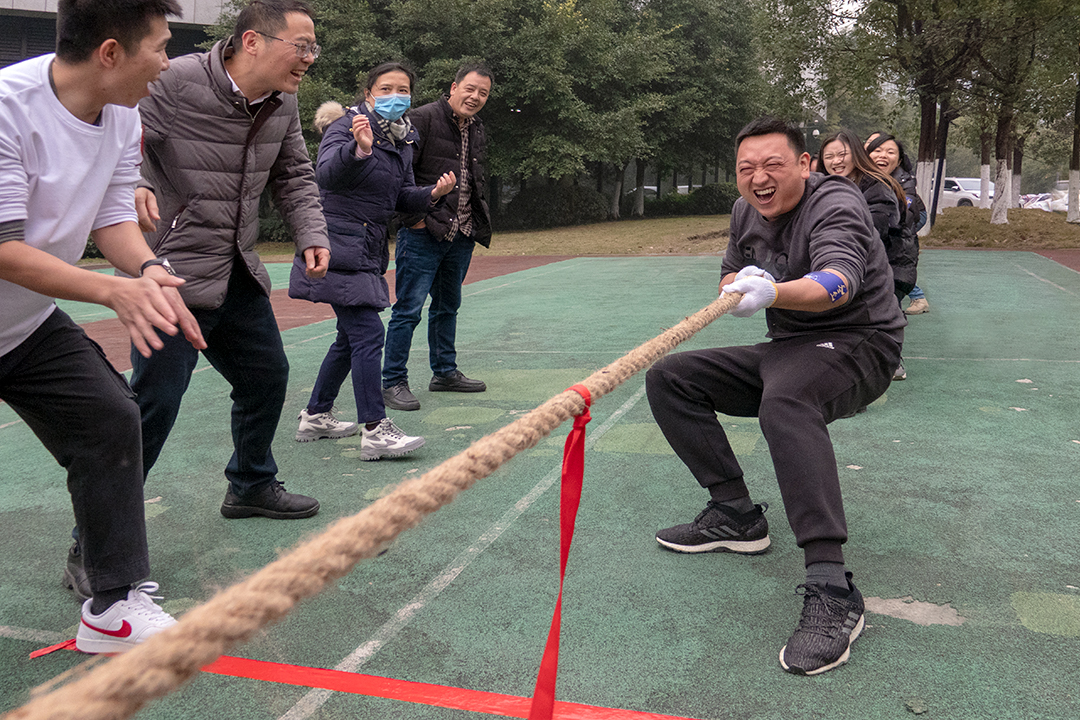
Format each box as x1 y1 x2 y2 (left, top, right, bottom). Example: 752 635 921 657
646 116 905 676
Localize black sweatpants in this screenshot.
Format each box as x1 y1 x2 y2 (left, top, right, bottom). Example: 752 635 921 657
646 328 901 566
0 309 150 591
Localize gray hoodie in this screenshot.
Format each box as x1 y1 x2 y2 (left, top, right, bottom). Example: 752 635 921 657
722 172 906 342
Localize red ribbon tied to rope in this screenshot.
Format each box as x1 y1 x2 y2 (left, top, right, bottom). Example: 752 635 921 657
528 384 592 720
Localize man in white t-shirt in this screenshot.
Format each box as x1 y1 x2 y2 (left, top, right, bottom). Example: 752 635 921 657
0 0 205 654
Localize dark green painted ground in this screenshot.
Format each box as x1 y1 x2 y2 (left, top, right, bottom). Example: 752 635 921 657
2 251 1079 719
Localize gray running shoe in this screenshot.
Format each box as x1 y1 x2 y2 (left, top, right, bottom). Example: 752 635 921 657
780 576 865 675
655 501 770 554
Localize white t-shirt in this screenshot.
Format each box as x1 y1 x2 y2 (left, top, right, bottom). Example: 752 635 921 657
0 54 141 357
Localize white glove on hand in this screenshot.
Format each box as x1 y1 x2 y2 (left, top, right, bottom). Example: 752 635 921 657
722 275 778 318
732 265 777 283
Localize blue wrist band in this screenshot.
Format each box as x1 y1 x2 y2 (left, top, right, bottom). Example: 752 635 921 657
804 271 848 303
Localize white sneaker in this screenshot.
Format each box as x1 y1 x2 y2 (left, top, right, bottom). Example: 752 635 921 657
360 418 425 461
75 582 177 654
296 408 359 442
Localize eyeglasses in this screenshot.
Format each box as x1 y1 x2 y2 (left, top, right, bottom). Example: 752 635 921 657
822 151 848 163
255 31 321 59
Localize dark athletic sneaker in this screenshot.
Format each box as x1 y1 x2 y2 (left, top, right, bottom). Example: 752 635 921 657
779 576 865 676
655 501 770 554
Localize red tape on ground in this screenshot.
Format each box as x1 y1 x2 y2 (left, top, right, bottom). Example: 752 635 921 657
36 643 706 718
203 654 704 720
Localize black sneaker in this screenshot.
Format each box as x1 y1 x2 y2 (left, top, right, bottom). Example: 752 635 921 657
429 370 486 393
779 575 865 675
383 381 421 411
63 541 91 601
655 501 770 554
220 481 320 519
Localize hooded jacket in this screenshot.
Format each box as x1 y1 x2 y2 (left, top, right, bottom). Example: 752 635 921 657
289 102 432 308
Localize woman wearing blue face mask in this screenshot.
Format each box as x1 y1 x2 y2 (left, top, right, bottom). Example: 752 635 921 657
289 62 456 458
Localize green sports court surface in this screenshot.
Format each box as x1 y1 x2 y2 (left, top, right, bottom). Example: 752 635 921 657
2 249 1079 719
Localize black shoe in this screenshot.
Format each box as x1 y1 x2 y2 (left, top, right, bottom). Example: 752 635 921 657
220 481 320 519
780 575 865 676
429 370 486 393
383 381 421 411
63 541 91 601
655 501 770 554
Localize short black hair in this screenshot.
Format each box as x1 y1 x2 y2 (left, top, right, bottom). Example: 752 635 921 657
55 0 182 63
735 116 806 157
234 0 315 38
365 62 416 93
454 62 494 86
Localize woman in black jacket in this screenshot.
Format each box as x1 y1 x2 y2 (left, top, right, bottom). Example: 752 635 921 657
866 132 930 315
818 129 911 382
290 62 454 457
817 130 913 301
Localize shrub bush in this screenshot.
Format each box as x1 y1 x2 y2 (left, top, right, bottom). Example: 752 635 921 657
82 238 104 260
619 182 740 219
687 182 740 215
500 183 609 230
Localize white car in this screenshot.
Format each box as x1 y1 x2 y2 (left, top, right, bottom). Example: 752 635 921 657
939 177 994 208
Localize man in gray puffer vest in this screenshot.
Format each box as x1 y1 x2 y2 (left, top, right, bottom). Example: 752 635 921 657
131 0 330 520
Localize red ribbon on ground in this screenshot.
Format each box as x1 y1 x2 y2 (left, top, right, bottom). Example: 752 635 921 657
528 384 592 720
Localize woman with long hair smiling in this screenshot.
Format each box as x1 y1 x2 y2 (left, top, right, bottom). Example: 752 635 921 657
817 129 912 381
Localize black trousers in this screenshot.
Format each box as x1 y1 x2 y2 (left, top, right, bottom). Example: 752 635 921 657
0 309 150 591
646 329 901 566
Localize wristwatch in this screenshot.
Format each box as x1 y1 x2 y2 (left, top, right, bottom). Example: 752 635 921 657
139 257 176 277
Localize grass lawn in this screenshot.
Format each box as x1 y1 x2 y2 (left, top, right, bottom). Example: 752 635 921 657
224 208 1080 264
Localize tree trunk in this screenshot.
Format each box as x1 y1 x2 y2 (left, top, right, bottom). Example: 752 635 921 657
990 110 1013 224
915 92 937 234
1070 70 1080 223
1010 135 1024 208
634 158 647 217
979 132 993 209
490 174 501 217
609 163 624 220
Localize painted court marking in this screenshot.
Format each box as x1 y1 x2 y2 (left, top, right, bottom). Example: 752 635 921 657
279 385 647 720
1013 262 1080 298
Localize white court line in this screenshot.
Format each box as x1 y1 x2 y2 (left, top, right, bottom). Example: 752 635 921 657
0 625 68 645
903 355 1080 364
278 383 647 720
1013 262 1080 297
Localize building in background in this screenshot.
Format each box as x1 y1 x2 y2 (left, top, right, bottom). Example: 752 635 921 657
1 1 222 68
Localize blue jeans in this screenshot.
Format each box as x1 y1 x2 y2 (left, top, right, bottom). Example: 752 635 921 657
382 226 475 386
308 304 385 423
131 264 289 496
908 284 925 301
1 309 149 591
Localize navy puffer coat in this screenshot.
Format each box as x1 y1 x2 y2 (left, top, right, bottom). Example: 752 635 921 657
290 104 432 308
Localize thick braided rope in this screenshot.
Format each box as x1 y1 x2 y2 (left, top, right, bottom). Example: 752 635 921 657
4 292 741 720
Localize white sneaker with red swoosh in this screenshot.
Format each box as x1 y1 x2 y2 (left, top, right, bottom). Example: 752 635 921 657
75 581 177 654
